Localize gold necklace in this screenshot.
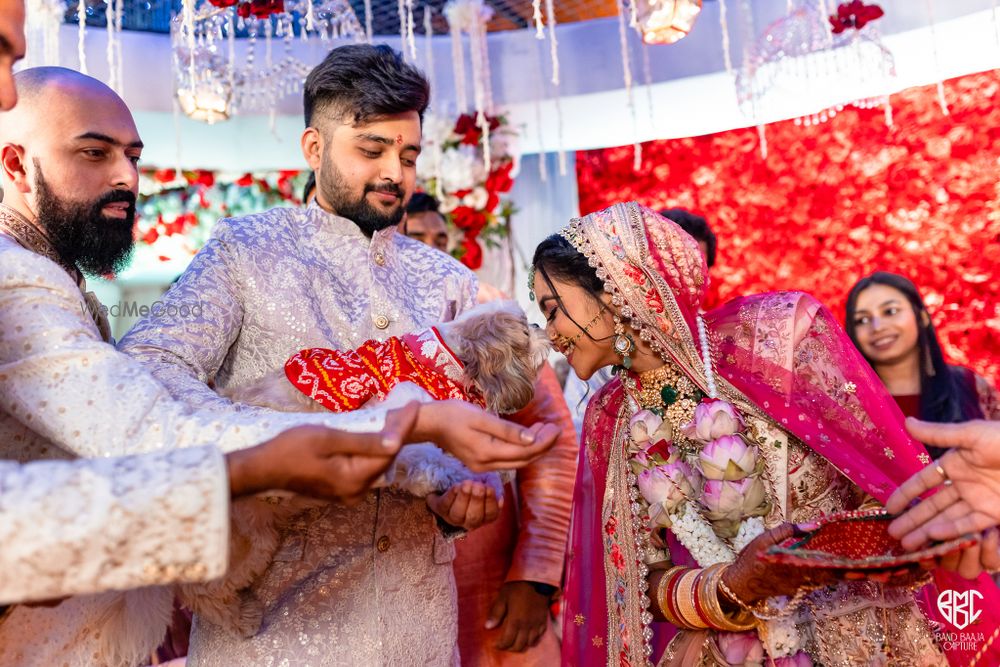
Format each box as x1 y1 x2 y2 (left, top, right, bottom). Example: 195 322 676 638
622 363 704 448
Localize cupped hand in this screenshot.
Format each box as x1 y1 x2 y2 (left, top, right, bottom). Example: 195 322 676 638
410 400 560 472
427 479 501 530
228 402 418 504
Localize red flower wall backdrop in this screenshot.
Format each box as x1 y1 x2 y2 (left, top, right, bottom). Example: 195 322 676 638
577 69 1000 383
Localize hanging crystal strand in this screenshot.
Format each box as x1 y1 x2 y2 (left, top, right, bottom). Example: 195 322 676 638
76 0 87 74
405 0 418 61
992 0 999 48
450 21 468 113
364 0 374 43
615 0 641 171
542 0 564 171
924 0 949 115
227 12 236 103
397 0 408 57
641 41 654 139
105 0 117 92
718 0 735 81
467 14 492 171
423 7 436 111
544 0 559 85
532 42 549 183
786 0 794 12
305 0 316 33
532 0 544 38
629 0 638 29
114 0 124 93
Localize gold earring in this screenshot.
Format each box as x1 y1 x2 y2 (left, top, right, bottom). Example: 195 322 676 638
613 316 635 370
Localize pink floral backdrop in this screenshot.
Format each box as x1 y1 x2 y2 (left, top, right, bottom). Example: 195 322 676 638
576 69 1000 382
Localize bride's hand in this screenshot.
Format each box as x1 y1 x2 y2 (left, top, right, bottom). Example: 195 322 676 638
721 523 839 605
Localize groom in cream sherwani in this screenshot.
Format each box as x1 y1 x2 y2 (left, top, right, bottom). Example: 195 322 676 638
120 44 516 666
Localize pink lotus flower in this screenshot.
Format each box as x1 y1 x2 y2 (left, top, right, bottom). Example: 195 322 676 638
702 478 766 522
629 409 673 446
772 651 814 667
638 461 699 518
682 399 746 442
716 631 765 666
698 435 757 480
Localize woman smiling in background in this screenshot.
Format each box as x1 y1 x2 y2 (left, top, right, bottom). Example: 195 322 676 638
846 271 1000 458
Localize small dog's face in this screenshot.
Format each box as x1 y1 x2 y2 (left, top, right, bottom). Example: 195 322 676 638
441 300 551 414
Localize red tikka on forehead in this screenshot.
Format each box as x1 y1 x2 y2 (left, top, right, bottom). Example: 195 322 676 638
396 134 403 145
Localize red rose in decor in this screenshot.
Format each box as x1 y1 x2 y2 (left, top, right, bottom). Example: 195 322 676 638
453 113 481 146
153 168 176 184
486 161 515 194
249 0 283 18
459 236 483 270
207 0 238 6
236 2 252 18
830 1 884 34
450 205 487 234
235 173 254 187
141 227 159 245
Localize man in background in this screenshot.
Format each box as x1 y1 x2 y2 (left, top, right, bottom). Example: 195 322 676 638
660 207 722 309
402 191 449 252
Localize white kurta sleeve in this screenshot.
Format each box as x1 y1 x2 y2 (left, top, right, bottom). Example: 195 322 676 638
0 446 228 605
0 246 386 458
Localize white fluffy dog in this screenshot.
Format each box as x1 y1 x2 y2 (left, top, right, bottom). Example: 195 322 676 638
178 300 550 637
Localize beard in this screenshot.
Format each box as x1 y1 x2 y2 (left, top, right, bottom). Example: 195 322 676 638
319 150 405 236
34 163 137 276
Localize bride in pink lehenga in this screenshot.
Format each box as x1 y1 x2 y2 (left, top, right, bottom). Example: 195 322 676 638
530 202 1000 666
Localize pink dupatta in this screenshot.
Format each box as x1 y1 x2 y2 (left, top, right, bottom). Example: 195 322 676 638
558 202 1000 666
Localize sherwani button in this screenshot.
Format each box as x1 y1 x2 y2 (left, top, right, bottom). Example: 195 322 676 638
374 315 390 330
373 252 386 266
377 535 391 552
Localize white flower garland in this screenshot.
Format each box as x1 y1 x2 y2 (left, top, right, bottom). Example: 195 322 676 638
668 502 734 567
733 515 766 553
760 599 804 657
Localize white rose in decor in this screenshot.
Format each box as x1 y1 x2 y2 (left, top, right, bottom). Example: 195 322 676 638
464 186 489 210
439 194 461 214
439 146 480 193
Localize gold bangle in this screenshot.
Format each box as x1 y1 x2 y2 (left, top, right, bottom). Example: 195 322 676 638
674 569 709 629
717 571 755 614
655 566 688 628
698 564 758 632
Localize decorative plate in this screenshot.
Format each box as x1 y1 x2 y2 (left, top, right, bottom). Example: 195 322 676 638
761 509 977 571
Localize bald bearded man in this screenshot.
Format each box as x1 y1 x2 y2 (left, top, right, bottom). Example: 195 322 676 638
0 67 559 666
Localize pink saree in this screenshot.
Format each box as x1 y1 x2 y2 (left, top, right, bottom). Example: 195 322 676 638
558 202 1000 666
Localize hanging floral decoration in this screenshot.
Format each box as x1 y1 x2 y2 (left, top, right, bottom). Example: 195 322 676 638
829 1 885 34
134 168 305 263
417 111 518 270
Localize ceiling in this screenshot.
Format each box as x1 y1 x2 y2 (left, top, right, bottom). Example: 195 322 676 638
66 0 624 36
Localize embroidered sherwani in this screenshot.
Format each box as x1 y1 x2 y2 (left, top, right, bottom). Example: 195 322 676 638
119 202 478 666
0 446 228 606
0 204 387 667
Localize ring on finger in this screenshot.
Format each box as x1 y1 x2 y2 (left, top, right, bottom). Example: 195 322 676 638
935 463 953 487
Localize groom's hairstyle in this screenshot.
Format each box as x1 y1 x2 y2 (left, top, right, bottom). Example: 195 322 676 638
303 44 430 128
